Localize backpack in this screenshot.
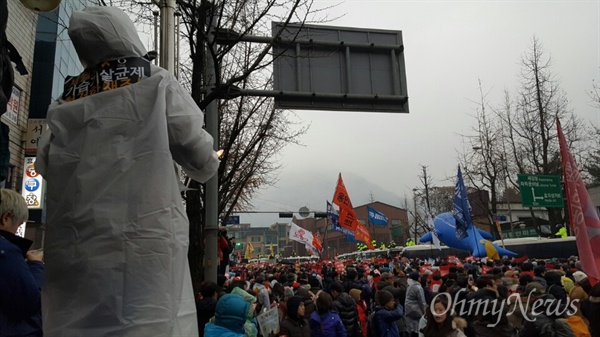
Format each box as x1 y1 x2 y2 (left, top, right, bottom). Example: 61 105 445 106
564 316 591 337
366 311 379 337
540 318 576 337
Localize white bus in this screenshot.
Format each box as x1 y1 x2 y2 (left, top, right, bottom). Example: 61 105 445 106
336 249 389 261
279 255 319 264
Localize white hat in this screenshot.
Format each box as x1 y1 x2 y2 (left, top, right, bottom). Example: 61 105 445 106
572 271 588 284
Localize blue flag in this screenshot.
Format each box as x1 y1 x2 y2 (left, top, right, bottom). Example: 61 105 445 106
328 201 355 236
453 166 472 240
346 234 363 243
367 206 388 226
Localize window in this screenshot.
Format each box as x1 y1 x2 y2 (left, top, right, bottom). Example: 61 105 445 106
251 237 261 242
391 219 402 226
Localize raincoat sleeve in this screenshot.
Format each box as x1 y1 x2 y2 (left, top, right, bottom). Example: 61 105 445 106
165 79 219 183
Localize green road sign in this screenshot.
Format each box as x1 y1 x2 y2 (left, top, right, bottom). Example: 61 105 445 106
517 174 564 207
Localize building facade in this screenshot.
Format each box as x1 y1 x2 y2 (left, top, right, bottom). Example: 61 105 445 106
6 1 100 247
4 2 38 191
287 201 408 259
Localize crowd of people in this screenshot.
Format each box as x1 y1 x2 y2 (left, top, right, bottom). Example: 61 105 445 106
198 254 600 337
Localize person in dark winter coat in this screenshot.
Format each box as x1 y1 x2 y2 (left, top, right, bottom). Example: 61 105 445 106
376 273 394 292
0 189 44 337
197 281 219 337
279 296 310 337
297 286 317 318
310 291 347 337
545 271 568 304
466 275 515 337
581 282 600 337
330 282 361 337
373 290 404 337
344 268 365 293
518 282 572 337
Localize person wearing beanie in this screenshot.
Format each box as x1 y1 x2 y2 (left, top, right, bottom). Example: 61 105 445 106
349 289 368 337
377 289 394 307
372 289 404 337
204 294 250 337
572 270 593 294
278 296 310 337
296 287 317 318
569 271 591 322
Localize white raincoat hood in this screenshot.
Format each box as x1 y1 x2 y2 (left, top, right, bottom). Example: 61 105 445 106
36 7 218 337
69 6 147 68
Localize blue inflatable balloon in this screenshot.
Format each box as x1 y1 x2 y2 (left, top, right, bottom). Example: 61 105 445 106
419 212 518 258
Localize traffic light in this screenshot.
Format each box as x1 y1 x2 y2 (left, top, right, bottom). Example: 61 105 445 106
235 242 242 247
278 212 293 218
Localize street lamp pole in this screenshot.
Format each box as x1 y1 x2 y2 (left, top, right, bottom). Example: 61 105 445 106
502 157 515 238
412 188 418 243
156 0 176 73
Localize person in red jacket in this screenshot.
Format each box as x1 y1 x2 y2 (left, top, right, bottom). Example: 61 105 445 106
349 289 368 337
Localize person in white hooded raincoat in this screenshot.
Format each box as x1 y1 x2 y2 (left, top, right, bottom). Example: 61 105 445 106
35 6 219 337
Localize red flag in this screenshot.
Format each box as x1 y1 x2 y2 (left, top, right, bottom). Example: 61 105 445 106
334 174 359 232
355 223 374 249
333 173 353 210
439 265 450 276
312 232 323 252
339 207 358 231
558 119 600 286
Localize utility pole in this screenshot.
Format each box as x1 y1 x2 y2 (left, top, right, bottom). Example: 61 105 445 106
157 0 176 73
413 188 418 242
203 9 219 283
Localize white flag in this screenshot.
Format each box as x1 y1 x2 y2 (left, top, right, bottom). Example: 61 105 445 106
426 212 442 251
289 222 316 250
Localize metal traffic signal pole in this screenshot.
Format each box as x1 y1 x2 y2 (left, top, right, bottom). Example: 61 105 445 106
155 0 216 282
203 11 219 284
157 0 176 73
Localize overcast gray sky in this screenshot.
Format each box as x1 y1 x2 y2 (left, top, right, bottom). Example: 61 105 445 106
238 0 599 226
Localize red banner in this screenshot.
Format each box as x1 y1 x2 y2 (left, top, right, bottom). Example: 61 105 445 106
447 255 459 264
333 173 354 210
558 119 600 285
355 223 374 249
339 207 358 231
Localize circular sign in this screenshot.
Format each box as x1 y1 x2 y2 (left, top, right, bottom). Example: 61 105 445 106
24 178 40 192
299 206 310 217
25 164 38 178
